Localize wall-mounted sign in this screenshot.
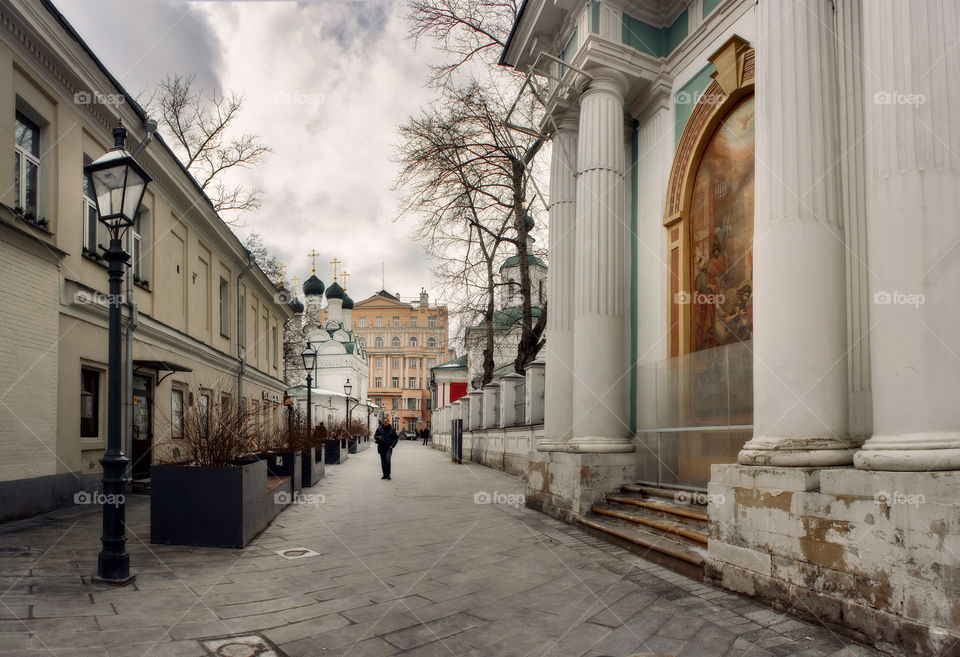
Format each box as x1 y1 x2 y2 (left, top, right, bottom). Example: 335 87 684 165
262 391 282 404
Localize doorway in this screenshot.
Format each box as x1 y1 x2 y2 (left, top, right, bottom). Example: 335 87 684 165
131 375 153 478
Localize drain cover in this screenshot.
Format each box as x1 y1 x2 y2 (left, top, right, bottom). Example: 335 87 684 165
201 634 285 657
274 546 320 560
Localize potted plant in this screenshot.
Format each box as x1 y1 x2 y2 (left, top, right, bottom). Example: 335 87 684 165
150 398 287 549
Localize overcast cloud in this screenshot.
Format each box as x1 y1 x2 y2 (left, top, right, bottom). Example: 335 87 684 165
56 0 442 304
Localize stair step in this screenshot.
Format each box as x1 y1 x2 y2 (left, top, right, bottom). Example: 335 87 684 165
622 483 708 508
575 515 705 580
606 494 709 524
592 504 708 547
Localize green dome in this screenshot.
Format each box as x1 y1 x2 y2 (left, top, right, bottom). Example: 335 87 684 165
342 294 354 310
500 254 546 270
303 275 325 297
289 297 305 313
525 212 535 231
325 281 345 300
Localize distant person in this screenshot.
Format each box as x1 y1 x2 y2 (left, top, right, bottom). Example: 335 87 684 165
421 427 430 445
374 415 399 480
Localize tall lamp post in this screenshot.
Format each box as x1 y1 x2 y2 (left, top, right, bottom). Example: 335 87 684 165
85 121 151 585
302 345 317 444
343 379 353 426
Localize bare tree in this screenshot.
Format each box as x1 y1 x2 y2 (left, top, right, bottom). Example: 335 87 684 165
143 74 271 223
244 232 285 288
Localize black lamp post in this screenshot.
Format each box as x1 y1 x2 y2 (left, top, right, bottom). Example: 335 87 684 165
343 379 353 426
85 121 151 585
302 345 317 443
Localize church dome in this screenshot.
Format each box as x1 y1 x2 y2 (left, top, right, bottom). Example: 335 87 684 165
325 281 345 300
342 293 354 310
525 212 535 231
289 297 305 313
303 275 325 297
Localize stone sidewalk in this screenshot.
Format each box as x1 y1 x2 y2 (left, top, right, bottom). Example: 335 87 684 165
0 444 884 657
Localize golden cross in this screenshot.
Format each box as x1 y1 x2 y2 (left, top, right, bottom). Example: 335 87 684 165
291 275 301 291
307 250 321 273
341 271 350 291
277 262 287 283
330 258 341 281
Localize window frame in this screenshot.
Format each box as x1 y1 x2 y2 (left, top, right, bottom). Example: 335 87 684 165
80 367 101 439
171 388 185 440
14 112 41 219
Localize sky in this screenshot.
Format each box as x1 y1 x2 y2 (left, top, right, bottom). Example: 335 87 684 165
56 0 444 304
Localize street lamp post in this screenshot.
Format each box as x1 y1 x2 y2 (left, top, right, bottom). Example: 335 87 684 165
302 345 317 445
85 121 151 585
343 379 353 426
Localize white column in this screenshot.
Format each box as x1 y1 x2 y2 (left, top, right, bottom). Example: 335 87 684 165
570 69 633 453
542 114 578 450
738 0 856 467
855 0 960 471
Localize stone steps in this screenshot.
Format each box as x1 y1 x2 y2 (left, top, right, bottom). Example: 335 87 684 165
575 483 710 580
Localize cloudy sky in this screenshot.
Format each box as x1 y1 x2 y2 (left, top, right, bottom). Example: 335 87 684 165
56 0 443 303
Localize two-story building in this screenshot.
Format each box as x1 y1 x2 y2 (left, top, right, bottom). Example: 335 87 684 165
0 0 293 521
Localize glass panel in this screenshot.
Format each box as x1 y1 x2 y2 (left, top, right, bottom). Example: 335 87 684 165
23 159 38 216
80 369 99 437
15 114 39 156
14 151 20 208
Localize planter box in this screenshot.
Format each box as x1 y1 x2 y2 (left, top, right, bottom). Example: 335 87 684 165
347 438 358 454
324 439 344 465
260 451 302 494
301 447 324 487
150 459 283 548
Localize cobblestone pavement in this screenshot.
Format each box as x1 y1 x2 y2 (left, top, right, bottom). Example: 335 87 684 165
0 444 885 657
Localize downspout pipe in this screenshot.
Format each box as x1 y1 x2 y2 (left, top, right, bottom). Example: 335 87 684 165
237 249 255 406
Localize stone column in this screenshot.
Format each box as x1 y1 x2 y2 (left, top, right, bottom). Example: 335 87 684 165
541 114 578 450
854 0 960 471
569 69 633 453
738 0 857 466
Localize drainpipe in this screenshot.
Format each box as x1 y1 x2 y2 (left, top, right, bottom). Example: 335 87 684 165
237 249 255 405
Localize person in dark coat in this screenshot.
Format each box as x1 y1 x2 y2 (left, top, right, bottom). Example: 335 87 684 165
374 416 399 480
421 426 430 445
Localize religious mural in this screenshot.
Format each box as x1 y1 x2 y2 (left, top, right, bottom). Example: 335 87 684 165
689 96 755 353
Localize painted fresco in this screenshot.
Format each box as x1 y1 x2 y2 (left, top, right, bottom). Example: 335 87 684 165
689 95 755 352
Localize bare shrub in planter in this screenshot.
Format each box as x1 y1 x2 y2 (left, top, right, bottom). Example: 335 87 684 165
157 397 256 466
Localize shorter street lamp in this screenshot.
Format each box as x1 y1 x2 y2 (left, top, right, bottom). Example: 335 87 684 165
302 345 317 442
85 121 151 585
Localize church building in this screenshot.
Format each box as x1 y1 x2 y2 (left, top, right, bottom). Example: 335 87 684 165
501 0 960 653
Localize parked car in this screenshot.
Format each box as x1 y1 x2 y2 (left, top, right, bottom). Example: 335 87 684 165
404 432 417 440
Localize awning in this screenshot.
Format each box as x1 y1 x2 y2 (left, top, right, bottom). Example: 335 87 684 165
133 359 192 385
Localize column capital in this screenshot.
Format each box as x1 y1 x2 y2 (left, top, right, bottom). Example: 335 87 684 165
582 66 629 100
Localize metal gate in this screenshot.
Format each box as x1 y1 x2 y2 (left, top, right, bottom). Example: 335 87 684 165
451 418 463 464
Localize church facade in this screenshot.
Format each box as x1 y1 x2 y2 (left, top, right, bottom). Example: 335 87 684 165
501 0 960 652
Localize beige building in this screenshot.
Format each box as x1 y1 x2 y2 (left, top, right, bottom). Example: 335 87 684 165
0 0 292 520
350 290 448 433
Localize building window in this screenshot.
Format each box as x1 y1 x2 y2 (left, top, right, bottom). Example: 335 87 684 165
391 336 401 348
15 112 40 219
239 291 246 347
375 316 383 327
358 317 367 327
375 336 384 348
358 336 367 348
129 209 148 281
406 397 418 410
199 392 211 433
428 316 436 328
80 368 101 438
219 277 230 336
427 337 437 349
427 358 436 368
375 356 383 368
392 398 399 410
391 376 399 388
408 377 416 389
409 337 418 348
410 317 417 327
538 279 544 303
408 358 418 369
392 357 400 369
82 154 104 254
272 326 278 367
392 316 400 327
171 389 185 439
375 376 383 387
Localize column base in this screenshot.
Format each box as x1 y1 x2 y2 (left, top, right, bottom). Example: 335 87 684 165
739 436 862 467
853 432 960 471
566 437 636 454
526 450 636 522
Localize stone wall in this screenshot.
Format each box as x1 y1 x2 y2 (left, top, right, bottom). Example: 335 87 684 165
708 464 960 656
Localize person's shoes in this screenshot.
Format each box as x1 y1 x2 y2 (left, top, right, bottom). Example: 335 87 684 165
385 475 391 480
381 475 388 479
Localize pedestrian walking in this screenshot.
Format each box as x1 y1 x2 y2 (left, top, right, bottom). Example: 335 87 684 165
421 427 430 445
374 415 399 480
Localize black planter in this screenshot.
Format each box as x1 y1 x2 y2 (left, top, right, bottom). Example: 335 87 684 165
150 459 283 548
301 447 324 487
324 439 344 465
348 438 358 454
260 451 302 494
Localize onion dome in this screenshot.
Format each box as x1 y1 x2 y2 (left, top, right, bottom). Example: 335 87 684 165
342 293 354 310
303 274 325 297
525 212 535 231
325 281 345 300
289 297 305 313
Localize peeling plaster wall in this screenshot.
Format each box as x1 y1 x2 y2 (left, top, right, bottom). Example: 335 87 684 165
708 465 960 656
